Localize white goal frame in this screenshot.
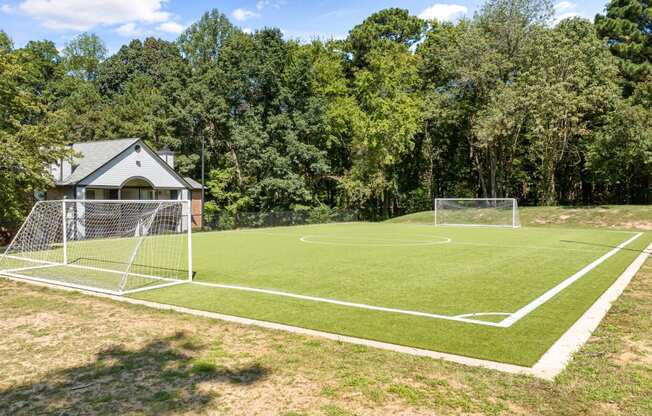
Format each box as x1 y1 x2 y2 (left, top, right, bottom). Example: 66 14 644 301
434 198 520 228
0 199 193 295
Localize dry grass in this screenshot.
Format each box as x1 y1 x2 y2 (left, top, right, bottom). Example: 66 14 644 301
1 260 651 415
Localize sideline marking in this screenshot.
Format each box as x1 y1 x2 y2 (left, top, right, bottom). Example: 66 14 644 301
189 281 501 327
499 232 643 327
1 241 649 379
1 232 642 328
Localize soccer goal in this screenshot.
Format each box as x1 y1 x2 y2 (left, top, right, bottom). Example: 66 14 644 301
434 198 520 228
0 200 192 295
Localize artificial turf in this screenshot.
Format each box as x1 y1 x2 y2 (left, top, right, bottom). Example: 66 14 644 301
129 222 651 366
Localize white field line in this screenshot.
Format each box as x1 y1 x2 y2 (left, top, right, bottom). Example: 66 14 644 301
189 281 503 327
4 255 183 283
2 255 59 266
0 273 536 377
499 232 643 328
0 271 123 296
454 312 511 319
530 242 652 379
2 264 61 273
2 241 650 379
122 280 187 295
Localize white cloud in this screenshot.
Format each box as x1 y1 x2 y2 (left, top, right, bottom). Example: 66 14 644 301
553 2 584 24
1 4 13 13
157 21 185 34
554 2 576 12
232 8 260 22
256 0 286 11
115 22 140 37
18 0 171 30
242 27 253 34
418 4 468 22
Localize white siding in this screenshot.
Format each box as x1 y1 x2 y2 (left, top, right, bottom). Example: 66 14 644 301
79 143 187 189
62 159 72 179
160 153 174 169
50 161 61 181
50 159 72 182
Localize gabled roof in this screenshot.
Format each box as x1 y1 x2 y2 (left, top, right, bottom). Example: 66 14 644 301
58 138 140 186
184 177 204 190
56 138 195 190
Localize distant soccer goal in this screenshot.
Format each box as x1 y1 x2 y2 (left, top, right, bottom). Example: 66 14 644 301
0 200 192 295
434 198 520 228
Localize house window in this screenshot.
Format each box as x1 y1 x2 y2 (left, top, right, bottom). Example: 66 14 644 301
170 190 178 200
140 189 155 200
86 189 96 200
108 189 119 200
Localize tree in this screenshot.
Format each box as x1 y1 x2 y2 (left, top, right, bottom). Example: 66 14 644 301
0 47 69 230
595 0 652 96
0 30 12 52
62 33 107 81
347 8 425 67
178 9 236 68
96 38 189 96
521 19 621 204
587 100 652 203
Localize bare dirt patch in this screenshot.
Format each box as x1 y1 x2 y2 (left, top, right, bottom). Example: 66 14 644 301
2 270 652 415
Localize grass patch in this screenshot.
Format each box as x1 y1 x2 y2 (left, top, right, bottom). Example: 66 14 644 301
0 267 650 414
132 222 650 366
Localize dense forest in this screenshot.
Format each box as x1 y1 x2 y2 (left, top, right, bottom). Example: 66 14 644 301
1 0 651 229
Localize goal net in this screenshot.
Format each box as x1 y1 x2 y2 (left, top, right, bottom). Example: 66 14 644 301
0 200 192 295
434 198 520 228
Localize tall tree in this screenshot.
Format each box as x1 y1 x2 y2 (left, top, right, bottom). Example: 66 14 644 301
178 9 236 68
595 0 652 96
521 19 620 204
0 46 69 230
62 33 107 81
347 8 425 68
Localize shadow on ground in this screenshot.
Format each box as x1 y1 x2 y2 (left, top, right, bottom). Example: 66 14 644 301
0 332 269 415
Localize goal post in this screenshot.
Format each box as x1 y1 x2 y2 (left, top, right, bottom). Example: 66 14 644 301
0 200 193 295
434 198 520 228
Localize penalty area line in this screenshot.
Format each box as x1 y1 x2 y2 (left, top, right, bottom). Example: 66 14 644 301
188 281 502 327
499 232 643 328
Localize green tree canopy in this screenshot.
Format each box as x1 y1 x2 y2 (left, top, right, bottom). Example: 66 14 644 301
62 32 107 81
347 8 425 67
595 0 652 96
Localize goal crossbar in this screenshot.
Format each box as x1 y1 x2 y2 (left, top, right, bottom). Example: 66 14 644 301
434 198 520 228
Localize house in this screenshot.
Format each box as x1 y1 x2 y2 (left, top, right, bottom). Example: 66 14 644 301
46 138 203 227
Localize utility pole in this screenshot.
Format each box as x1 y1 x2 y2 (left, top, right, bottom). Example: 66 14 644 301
200 137 205 231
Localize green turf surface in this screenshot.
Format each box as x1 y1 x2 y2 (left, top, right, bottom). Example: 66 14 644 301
128 222 650 366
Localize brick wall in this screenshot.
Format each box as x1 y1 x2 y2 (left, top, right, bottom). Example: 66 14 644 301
191 190 202 228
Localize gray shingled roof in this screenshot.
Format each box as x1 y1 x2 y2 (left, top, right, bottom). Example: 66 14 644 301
184 177 204 190
57 138 141 185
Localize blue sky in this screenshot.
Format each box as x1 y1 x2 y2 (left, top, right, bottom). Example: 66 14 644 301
0 1 610 53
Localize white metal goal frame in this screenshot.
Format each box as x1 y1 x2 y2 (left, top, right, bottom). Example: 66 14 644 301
434 198 520 228
0 199 193 296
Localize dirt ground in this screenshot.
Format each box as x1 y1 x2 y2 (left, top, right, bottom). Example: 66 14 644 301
1 261 651 415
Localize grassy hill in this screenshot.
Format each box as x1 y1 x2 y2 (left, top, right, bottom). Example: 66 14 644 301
387 205 652 230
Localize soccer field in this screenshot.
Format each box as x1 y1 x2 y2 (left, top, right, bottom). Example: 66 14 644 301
129 221 650 366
